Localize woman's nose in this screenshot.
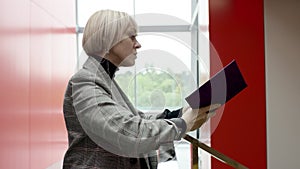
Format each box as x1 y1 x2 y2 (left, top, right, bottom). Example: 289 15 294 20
134 41 141 49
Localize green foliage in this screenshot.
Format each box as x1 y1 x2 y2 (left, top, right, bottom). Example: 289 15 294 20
115 67 193 111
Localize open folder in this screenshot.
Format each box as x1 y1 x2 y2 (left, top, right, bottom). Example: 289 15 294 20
185 60 247 109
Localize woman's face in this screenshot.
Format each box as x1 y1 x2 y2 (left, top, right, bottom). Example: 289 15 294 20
108 35 141 67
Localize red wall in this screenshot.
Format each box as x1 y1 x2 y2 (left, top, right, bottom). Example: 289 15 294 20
0 0 76 168
209 0 267 168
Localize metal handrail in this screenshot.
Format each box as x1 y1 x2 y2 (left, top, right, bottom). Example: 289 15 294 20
184 134 248 169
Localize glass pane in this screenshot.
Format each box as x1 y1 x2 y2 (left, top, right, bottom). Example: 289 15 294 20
77 33 87 70
115 32 197 112
77 0 134 26
135 0 191 25
76 1 210 168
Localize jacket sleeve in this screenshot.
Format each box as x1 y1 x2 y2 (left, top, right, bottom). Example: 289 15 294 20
138 108 183 120
71 72 186 158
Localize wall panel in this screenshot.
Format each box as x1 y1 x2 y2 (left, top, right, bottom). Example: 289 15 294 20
0 0 75 168
265 0 300 168
0 0 30 168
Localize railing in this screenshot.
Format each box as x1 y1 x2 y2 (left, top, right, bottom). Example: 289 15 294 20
184 135 248 169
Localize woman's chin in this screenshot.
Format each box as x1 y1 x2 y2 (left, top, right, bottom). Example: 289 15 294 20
119 55 136 67
119 59 135 67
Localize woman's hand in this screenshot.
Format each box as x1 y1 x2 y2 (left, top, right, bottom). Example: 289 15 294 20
181 104 221 132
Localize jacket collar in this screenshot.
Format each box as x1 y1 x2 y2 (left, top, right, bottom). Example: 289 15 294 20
83 56 118 79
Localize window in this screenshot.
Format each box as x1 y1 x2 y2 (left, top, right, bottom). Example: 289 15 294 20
76 0 210 168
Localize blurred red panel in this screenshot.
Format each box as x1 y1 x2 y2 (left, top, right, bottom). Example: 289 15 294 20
209 0 267 169
0 0 75 168
30 2 56 169
31 0 75 27
0 0 30 169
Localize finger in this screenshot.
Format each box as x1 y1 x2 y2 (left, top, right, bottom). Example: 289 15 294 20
207 111 217 119
198 104 221 115
208 104 221 112
199 105 214 113
183 106 191 113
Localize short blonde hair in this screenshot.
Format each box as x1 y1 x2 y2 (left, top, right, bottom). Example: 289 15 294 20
82 9 138 57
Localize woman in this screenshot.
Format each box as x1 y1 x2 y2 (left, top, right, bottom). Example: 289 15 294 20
62 9 219 169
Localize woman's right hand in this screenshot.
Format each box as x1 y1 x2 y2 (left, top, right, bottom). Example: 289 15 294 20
181 104 221 132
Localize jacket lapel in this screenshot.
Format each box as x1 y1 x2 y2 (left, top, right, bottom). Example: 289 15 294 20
83 56 138 116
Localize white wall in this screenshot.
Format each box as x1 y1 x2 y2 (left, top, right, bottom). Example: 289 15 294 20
264 0 300 168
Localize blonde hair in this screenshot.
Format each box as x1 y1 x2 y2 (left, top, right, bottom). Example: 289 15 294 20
82 9 138 57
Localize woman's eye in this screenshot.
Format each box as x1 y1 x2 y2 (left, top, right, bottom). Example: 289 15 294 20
130 36 136 41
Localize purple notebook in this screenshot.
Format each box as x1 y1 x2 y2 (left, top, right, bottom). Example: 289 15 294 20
185 60 247 109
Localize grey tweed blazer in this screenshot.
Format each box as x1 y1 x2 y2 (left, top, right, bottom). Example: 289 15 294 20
62 56 184 169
